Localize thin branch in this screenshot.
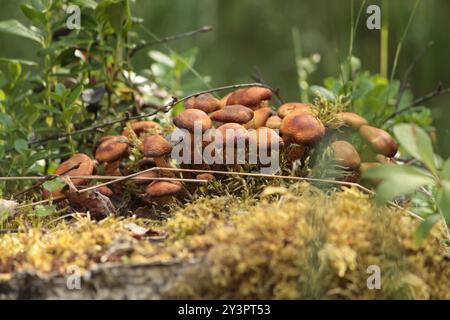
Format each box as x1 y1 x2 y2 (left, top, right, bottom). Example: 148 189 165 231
130 25 212 57
384 84 450 123
24 83 281 147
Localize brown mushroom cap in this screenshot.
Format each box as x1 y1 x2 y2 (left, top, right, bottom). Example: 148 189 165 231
174 109 212 132
95 136 129 163
185 93 221 113
196 173 216 182
146 181 182 197
330 140 361 170
248 127 284 151
210 105 254 124
359 125 398 157
122 121 161 137
360 162 382 174
96 185 113 197
55 153 94 185
139 135 172 158
43 153 94 198
280 113 325 145
226 87 272 108
277 103 312 118
336 112 368 130
244 107 273 129
215 123 249 147
265 115 282 129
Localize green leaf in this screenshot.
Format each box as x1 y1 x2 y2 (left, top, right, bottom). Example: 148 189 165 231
0 20 43 43
0 57 37 66
441 159 450 180
20 4 47 26
149 50 175 67
71 0 97 9
96 0 131 34
363 165 435 204
414 214 440 246
14 139 29 153
42 178 66 193
438 180 450 223
65 84 83 107
34 204 56 217
393 123 437 175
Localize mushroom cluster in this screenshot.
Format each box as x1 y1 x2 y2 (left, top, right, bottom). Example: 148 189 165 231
42 86 397 217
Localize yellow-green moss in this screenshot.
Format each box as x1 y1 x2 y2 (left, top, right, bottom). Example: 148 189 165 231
0 185 448 299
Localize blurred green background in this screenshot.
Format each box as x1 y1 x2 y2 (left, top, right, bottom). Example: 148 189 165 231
1 0 449 154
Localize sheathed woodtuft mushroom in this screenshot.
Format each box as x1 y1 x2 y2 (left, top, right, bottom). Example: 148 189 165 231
277 103 312 118
95 136 129 163
146 181 182 198
336 112 368 130
139 135 173 168
226 87 272 109
330 140 361 170
185 93 221 113
43 153 94 198
359 125 398 157
122 121 161 138
280 113 325 145
174 109 212 132
210 105 254 124
244 107 273 129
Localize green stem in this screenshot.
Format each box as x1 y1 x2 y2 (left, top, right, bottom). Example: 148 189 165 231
380 0 389 78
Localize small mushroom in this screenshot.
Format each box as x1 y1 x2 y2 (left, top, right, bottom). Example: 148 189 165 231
135 170 159 185
244 107 273 129
359 125 398 157
277 103 312 118
196 173 215 183
280 113 325 145
122 121 161 138
336 112 368 130
330 140 361 170
174 109 212 133
226 86 272 109
265 115 282 130
210 105 254 124
43 153 94 199
185 93 221 113
95 136 129 163
97 185 113 197
215 123 249 147
139 135 173 169
145 180 182 203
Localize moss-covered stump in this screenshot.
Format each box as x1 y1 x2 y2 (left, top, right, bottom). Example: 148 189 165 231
1 185 449 299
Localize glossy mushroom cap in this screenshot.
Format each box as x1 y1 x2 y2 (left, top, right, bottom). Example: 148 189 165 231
43 153 94 198
95 136 129 163
280 113 325 145
336 112 368 130
139 135 173 158
185 93 221 113
248 127 284 151
359 125 398 157
210 105 254 124
96 185 113 197
54 153 94 185
122 121 161 138
277 103 312 118
196 173 216 182
330 140 361 170
215 123 249 147
174 109 212 132
146 181 182 197
244 107 273 129
226 86 272 109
